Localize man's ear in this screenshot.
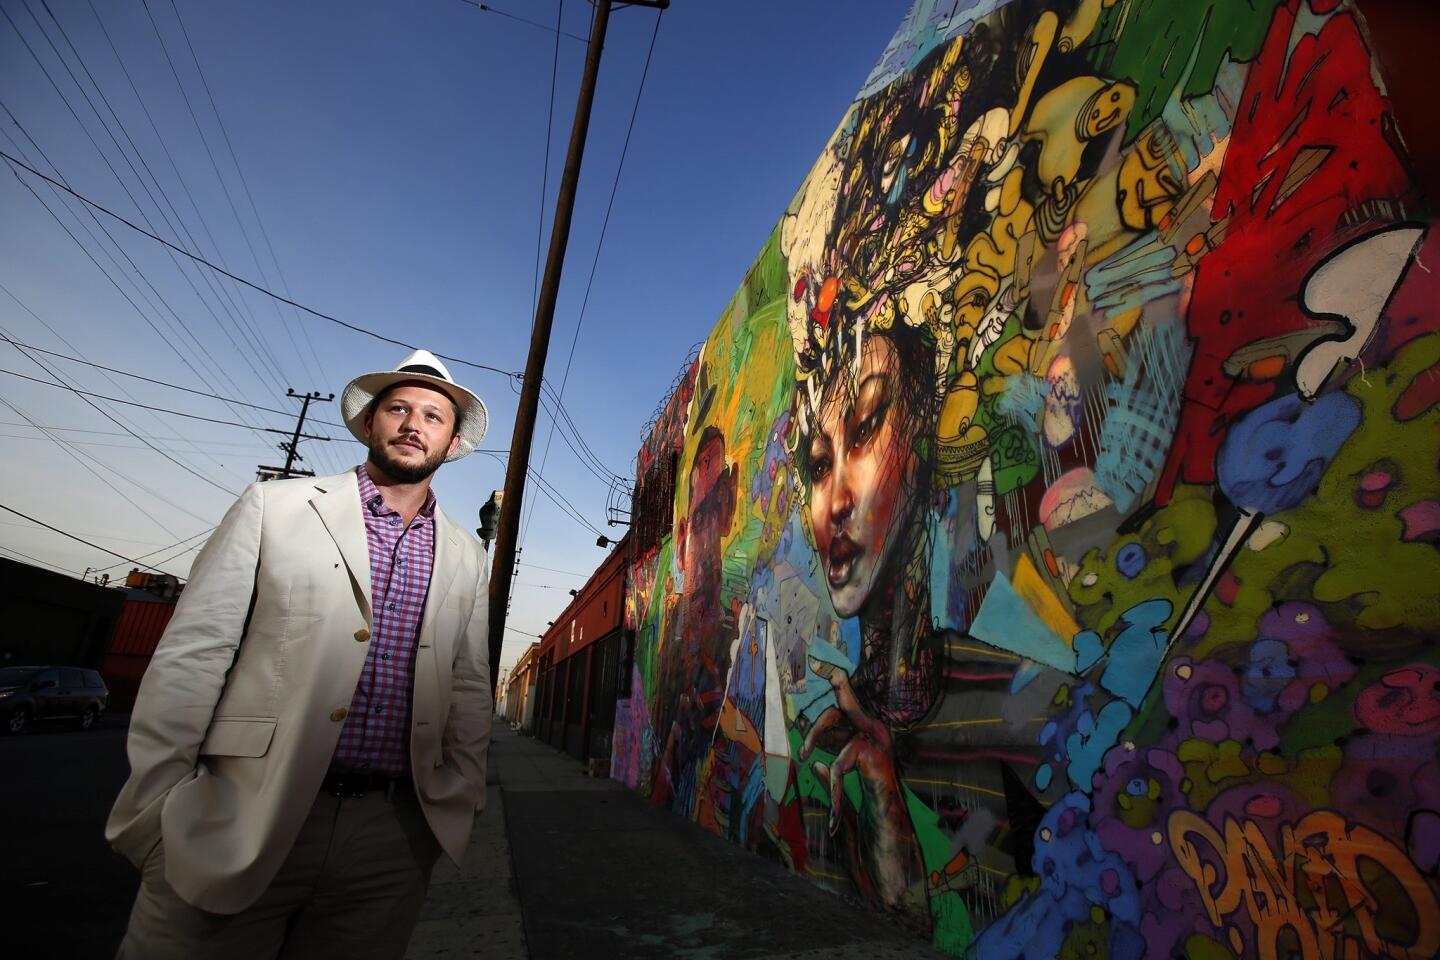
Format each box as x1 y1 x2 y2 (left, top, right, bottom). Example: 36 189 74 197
362 410 374 441
445 430 463 459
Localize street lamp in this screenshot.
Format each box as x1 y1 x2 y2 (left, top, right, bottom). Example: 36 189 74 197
477 490 503 551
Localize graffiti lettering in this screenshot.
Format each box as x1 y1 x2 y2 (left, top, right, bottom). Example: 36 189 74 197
1169 809 1440 960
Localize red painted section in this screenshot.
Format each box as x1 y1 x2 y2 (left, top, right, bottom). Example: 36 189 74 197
100 597 177 712
107 599 176 656
1160 1 1418 498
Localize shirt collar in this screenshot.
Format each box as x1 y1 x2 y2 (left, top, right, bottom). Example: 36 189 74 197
356 465 438 520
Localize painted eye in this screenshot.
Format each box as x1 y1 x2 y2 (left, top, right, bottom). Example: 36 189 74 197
853 414 879 447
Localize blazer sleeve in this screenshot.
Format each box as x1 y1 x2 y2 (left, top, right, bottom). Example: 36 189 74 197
105 482 264 867
440 549 494 812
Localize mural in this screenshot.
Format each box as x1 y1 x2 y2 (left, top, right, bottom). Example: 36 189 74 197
611 1 1440 956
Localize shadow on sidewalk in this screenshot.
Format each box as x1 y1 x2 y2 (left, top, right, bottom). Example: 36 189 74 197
484 727 947 960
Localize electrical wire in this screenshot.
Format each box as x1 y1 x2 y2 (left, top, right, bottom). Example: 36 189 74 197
6 5 288 403
0 367 337 440
76 1 333 470
517 560 589 578
89 525 215 574
134 0 294 391
0 332 353 433
0 149 519 380
0 518 173 545
522 7 660 532
0 262 248 480
0 394 189 534
454 0 588 42
81 0 337 468
475 450 602 536
156 0 330 403
0 107 295 450
555 7 662 404
0 501 184 577
0 543 79 576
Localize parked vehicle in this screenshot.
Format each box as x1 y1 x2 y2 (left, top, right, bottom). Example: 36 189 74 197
0 665 108 734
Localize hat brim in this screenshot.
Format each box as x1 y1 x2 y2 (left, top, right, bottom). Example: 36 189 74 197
340 371 489 462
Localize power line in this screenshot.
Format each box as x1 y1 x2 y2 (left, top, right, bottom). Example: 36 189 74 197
542 381 616 475
0 332 351 432
77 0 335 457
131 0 293 387
562 9 661 395
137 0 297 391
454 0 589 42
0 501 184 578
156 0 331 399
527 8 660 498
1 146 611 469
0 319 239 496
524 375 622 484
0 430 264 453
475 450 602 536
76 1 333 469
0 257 247 480
517 560 589 578
0 393 189 534
5 5 289 404
90 525 215 574
0 518 174 545
0 543 79 576
0 148 519 380
0 366 339 440
0 105 297 452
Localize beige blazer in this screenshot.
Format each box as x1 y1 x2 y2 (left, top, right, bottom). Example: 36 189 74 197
105 469 493 914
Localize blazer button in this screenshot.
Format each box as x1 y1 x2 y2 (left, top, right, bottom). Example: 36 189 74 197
354 628 371 642
331 707 348 722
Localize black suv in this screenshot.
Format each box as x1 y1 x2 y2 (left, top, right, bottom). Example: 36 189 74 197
0 665 109 734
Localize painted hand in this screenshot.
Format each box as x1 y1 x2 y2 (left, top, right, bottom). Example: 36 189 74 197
799 657 920 907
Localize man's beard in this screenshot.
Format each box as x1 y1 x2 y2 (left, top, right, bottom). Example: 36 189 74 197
368 436 446 482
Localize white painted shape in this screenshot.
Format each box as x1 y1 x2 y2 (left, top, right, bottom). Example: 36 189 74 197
1296 226 1422 398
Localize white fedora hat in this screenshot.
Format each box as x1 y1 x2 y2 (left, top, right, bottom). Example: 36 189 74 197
340 349 489 462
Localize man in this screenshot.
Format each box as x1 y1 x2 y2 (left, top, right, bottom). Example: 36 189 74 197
653 424 736 814
107 349 494 959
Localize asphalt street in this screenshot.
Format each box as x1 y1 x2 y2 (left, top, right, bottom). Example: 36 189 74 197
1 713 137 958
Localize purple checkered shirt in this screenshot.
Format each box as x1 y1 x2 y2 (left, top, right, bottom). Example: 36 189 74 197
331 465 437 777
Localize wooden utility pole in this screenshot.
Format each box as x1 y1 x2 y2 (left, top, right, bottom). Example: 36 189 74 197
257 388 332 482
487 0 664 692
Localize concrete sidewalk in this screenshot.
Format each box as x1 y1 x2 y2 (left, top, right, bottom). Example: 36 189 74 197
408 726 946 960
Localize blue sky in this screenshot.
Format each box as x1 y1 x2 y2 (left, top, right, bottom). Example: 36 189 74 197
0 0 911 671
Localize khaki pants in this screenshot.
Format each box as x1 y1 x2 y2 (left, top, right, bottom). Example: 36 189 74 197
118 784 440 960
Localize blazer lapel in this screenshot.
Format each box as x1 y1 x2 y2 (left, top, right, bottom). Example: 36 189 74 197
310 473 373 623
422 514 465 674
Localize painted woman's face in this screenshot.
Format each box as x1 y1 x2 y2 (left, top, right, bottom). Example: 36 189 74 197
807 334 916 619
